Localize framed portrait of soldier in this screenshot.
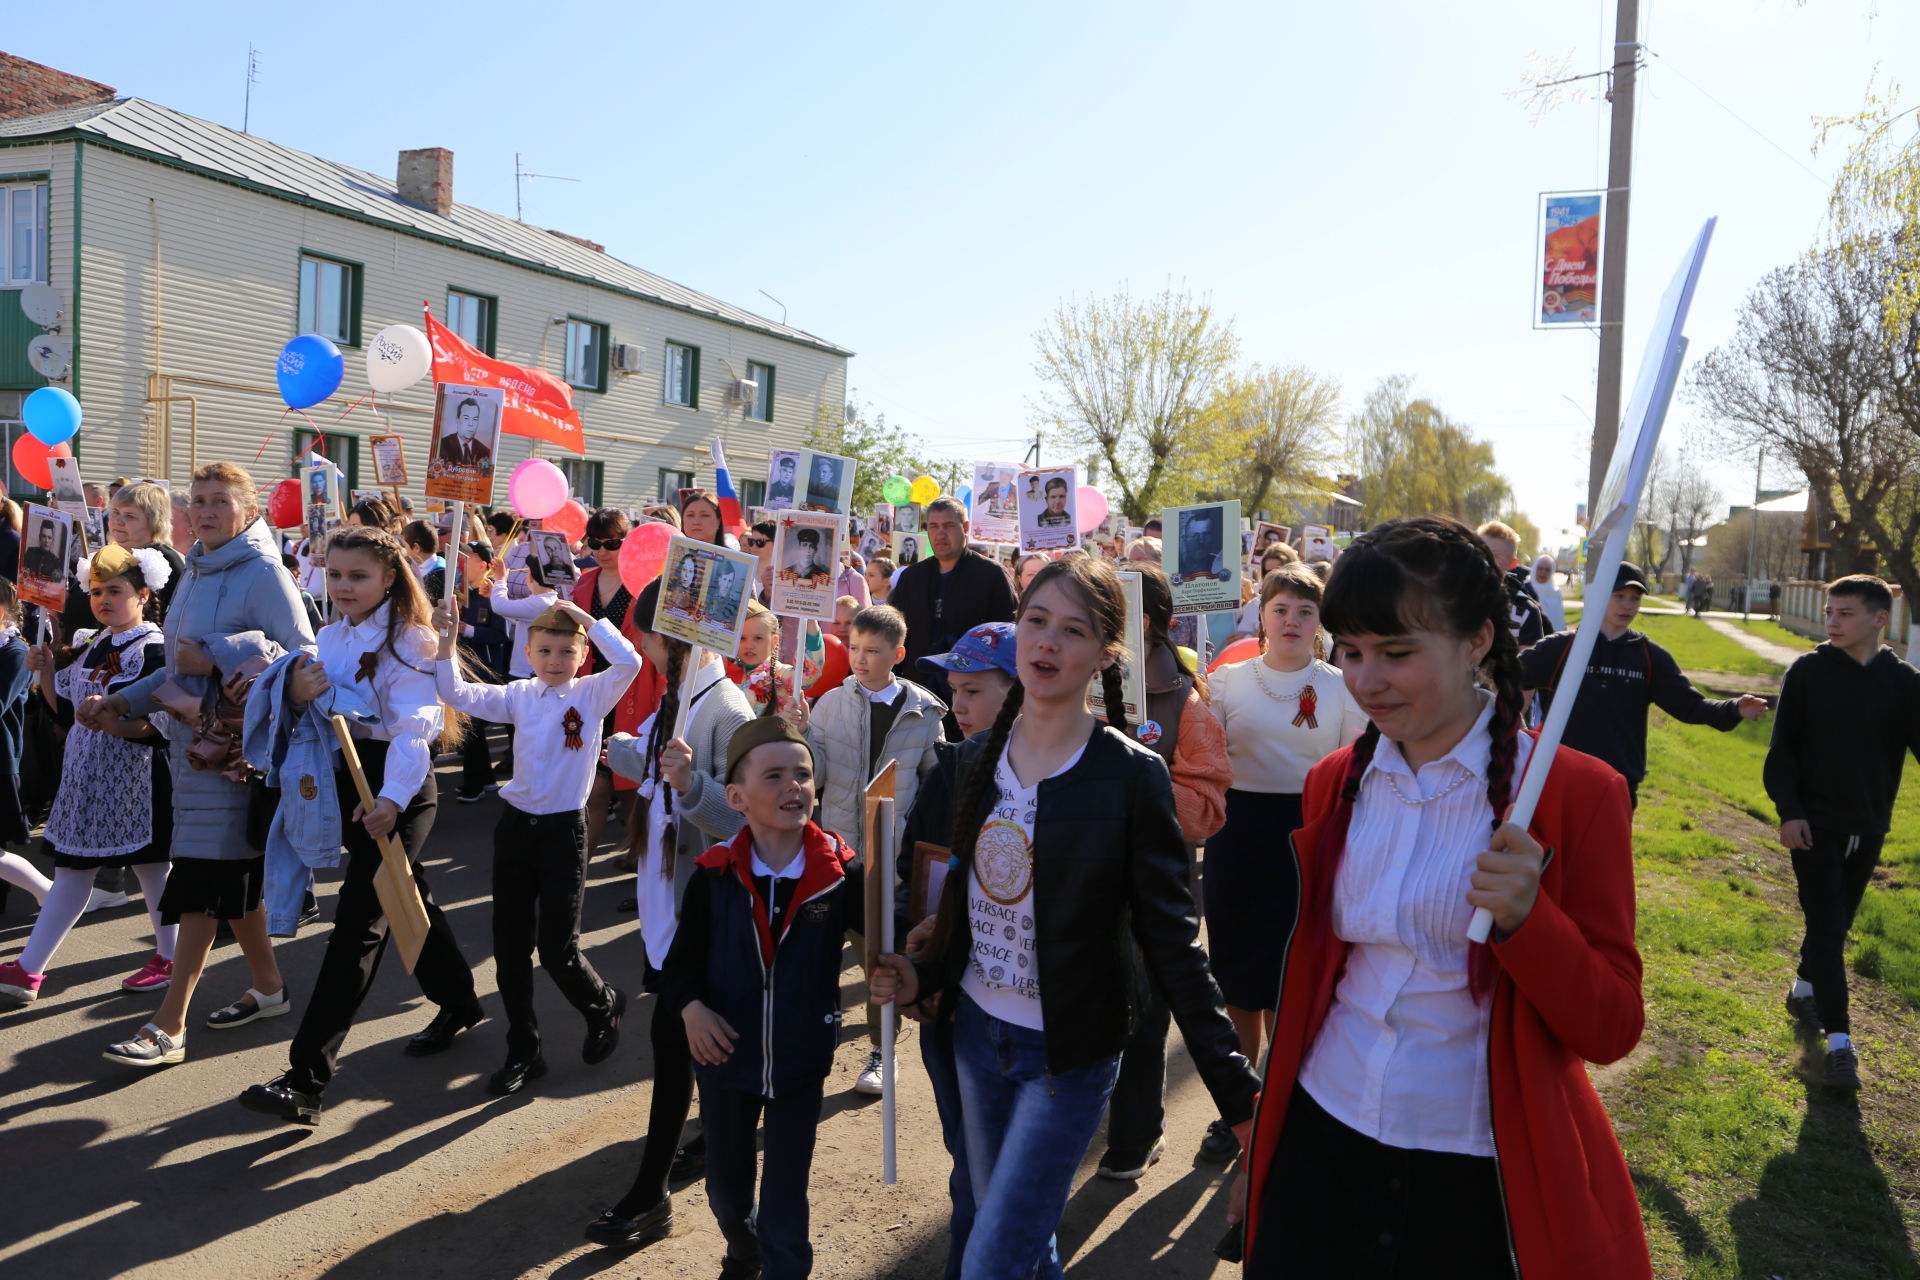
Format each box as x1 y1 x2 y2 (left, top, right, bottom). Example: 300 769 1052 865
17 504 73 610
799 450 857 515
770 511 844 620
1016 467 1078 552
528 529 579 588
370 434 408 487
1163 500 1243 614
765 450 801 511
424 383 504 505
653 536 758 658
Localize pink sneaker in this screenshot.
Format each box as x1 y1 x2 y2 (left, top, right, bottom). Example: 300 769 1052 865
121 954 174 993
0 959 46 1005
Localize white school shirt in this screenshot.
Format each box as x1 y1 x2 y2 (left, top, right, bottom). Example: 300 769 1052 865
488 585 559 678
433 617 639 815
316 604 444 809
959 739 1086 1031
630 659 730 969
1210 657 1368 794
1297 694 1533 1157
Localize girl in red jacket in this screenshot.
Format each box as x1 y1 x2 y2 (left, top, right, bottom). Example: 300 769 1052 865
1233 516 1649 1279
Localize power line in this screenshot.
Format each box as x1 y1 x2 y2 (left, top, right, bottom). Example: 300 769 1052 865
1644 46 1826 184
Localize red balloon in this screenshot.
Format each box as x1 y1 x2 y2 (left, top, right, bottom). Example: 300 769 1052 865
11 436 71 491
1208 636 1261 674
618 521 677 595
546 499 588 545
267 477 305 529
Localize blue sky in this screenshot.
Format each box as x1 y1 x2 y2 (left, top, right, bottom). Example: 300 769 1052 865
15 1 1917 549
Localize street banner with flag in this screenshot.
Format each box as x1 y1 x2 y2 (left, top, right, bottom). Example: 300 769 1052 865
424 307 585 454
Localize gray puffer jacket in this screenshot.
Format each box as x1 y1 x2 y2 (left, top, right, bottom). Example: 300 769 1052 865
121 519 317 861
806 677 947 854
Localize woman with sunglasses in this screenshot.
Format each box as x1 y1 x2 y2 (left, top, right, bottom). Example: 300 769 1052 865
573 509 665 863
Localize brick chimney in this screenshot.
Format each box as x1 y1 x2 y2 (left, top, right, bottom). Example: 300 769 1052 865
396 147 453 216
0 52 117 121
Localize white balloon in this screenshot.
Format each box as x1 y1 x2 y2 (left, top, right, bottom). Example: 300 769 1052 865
365 324 432 393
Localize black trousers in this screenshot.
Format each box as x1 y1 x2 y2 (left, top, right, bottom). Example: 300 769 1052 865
289 741 477 1089
703 1081 824 1280
492 805 612 1058
1792 828 1884 1037
460 720 499 794
1247 1085 1511 1279
614 989 697 1214
1108 988 1169 1154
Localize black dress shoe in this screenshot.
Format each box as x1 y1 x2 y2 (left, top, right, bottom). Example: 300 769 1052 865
583 988 626 1065
584 1196 672 1248
239 1073 323 1125
488 1054 548 1096
406 1003 484 1057
718 1256 763 1280
670 1133 706 1182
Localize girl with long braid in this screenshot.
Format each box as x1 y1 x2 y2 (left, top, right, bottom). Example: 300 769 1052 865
1231 516 1649 1279
587 576 751 1249
870 556 1257 1280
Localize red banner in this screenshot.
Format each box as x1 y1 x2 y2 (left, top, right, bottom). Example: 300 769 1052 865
424 308 585 455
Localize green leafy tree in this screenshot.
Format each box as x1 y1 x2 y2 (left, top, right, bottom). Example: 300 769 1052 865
809 394 966 515
1186 364 1342 518
1347 376 1516 526
1816 74 1920 327
1031 284 1239 523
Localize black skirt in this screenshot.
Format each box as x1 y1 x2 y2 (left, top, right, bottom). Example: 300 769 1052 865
157 855 265 924
1203 789 1304 1011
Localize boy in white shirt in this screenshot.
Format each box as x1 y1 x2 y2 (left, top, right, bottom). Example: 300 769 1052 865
433 597 639 1096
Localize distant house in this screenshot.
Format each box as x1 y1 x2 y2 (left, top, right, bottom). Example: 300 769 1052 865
0 54 851 510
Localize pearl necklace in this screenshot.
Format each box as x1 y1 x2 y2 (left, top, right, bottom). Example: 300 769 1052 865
1382 767 1474 807
1251 659 1310 703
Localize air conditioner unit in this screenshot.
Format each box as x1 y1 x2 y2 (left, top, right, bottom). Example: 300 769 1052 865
612 343 646 374
728 378 758 405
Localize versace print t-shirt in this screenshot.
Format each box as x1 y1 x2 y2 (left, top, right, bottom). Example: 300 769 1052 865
960 741 1086 1031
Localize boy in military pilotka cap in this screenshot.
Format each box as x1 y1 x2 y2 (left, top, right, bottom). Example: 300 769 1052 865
433 597 639 1096
660 712 870 1280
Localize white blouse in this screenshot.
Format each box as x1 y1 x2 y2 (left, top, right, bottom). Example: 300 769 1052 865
1210 657 1368 793
1297 694 1534 1157
317 603 444 809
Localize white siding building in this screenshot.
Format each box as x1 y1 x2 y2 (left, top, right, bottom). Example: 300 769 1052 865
0 60 851 511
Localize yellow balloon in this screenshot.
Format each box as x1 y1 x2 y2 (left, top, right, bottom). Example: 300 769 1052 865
910 475 940 505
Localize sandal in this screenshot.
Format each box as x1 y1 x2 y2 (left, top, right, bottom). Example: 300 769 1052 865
103 1022 186 1068
206 986 292 1029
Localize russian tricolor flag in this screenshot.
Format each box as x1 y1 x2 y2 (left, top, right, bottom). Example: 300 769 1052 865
710 438 747 538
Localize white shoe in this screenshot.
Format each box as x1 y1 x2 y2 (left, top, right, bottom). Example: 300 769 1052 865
103 1022 186 1068
854 1048 884 1096
85 889 132 914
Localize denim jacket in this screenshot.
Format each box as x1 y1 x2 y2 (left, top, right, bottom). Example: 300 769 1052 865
243 650 379 935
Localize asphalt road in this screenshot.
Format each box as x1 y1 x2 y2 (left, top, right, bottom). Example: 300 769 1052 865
0 735 1242 1279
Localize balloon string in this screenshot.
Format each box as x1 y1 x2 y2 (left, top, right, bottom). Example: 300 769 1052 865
253 410 326 465
252 408 291 463
331 392 371 423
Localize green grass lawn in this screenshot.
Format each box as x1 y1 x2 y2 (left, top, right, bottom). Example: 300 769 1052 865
1632 612 1787 678
1732 616 1819 651
1604 659 1920 1276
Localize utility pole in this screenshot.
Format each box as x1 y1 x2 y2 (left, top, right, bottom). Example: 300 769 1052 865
1743 446 1763 621
243 45 260 134
1589 0 1642 521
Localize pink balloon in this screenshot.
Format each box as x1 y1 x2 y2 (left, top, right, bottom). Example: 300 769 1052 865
548 499 589 544
1076 485 1110 534
619 521 677 594
509 458 569 520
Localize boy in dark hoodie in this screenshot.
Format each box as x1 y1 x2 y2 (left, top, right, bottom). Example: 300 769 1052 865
664 714 867 1280
1520 561 1767 807
1764 574 1920 1092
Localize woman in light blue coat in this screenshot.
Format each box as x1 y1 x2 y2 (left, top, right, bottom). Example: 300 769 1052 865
89 462 315 1067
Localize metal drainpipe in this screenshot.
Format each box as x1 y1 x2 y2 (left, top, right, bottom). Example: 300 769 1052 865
145 383 200 473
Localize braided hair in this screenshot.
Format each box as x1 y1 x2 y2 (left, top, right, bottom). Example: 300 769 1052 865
925 555 1130 967
326 525 470 747
632 577 689 878
1314 515 1523 997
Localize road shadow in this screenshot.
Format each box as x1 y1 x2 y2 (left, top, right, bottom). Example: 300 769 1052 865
1728 1044 1920 1280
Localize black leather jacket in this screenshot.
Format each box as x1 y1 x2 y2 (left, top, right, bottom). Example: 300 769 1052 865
913 723 1259 1125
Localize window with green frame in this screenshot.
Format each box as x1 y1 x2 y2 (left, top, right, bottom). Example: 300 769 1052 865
746 361 775 422
446 288 497 356
297 250 364 346
292 428 360 492
739 478 766 509
557 457 604 507
664 341 700 408
565 318 608 392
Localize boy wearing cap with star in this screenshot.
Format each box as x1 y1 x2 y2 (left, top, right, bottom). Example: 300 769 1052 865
433 596 639 1096
662 713 869 1280
1519 560 1768 808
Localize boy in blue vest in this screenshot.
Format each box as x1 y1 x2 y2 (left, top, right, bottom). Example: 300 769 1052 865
663 714 868 1280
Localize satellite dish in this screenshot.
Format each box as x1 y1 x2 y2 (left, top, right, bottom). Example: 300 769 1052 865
25 333 71 380
19 283 62 327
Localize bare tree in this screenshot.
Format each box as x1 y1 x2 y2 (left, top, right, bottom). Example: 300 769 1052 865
1655 452 1722 579
1632 444 1671 572
1030 284 1239 522
1689 240 1920 597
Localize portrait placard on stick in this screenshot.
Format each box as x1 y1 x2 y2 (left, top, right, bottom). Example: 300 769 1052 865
970 461 1020 545
796 449 857 515
765 449 801 510
424 383 504 505
370 434 408 487
1088 569 1146 724
527 529 579 588
1016 467 1078 552
770 511 845 620
1163 500 1243 614
652 536 758 659
17 504 74 611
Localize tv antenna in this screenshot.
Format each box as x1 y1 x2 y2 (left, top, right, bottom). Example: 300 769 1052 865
243 44 260 133
515 153 580 222
758 290 788 326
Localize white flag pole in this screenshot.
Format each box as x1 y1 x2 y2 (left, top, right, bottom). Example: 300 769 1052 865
878 794 898 1186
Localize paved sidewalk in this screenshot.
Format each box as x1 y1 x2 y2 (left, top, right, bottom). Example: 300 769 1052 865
1701 616 1809 669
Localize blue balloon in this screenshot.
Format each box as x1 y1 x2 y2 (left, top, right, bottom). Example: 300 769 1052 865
957 486 972 507
277 334 345 410
22 386 82 446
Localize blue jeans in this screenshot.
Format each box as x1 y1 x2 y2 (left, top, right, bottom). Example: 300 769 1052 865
922 1015 974 1279
953 992 1122 1280
701 1081 823 1280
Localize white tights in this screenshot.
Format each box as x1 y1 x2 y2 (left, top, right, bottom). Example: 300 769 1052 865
17 863 174 976
0 849 51 905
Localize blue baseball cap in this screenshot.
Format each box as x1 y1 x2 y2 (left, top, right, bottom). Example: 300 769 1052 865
918 622 1017 677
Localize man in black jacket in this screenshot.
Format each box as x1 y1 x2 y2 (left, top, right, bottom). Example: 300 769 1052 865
1763 574 1920 1091
1520 561 1766 807
891 497 1017 727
